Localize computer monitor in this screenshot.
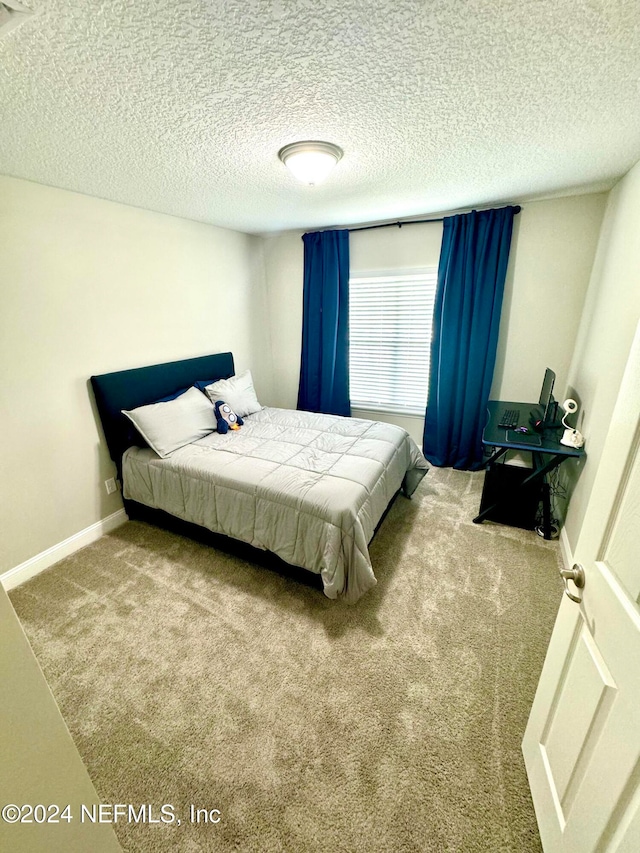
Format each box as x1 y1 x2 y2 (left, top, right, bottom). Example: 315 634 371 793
538 367 556 423
530 368 557 430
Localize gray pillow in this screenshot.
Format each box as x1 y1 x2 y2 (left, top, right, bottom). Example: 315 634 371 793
203 369 262 418
122 386 216 458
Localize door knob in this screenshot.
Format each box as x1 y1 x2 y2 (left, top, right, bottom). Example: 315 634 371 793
559 564 585 604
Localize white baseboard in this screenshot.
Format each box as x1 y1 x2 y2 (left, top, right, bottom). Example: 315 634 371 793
1 509 128 592
558 525 573 572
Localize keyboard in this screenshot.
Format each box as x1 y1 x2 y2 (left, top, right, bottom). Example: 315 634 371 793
498 408 520 429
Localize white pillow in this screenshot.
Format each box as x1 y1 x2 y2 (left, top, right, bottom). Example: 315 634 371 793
203 369 262 418
122 386 216 458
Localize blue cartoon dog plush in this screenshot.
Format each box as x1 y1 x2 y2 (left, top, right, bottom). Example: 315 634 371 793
214 400 244 434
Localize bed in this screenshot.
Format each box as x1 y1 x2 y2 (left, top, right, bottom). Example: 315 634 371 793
91 352 429 603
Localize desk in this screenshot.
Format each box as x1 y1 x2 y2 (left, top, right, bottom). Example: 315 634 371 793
473 400 585 539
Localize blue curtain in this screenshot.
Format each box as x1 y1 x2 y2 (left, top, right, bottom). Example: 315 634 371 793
297 229 351 416
423 206 517 470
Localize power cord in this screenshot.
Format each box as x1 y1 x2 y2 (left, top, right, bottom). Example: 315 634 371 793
534 467 566 538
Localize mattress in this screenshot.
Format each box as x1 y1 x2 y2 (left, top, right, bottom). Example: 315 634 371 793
122 407 429 602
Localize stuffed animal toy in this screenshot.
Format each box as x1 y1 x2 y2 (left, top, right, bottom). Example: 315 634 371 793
214 400 244 434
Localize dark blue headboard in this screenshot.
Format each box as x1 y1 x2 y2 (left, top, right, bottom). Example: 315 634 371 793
91 351 234 474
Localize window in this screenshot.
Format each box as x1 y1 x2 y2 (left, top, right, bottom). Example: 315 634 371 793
349 269 437 416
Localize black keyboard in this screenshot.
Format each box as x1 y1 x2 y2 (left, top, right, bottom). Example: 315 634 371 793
498 408 520 429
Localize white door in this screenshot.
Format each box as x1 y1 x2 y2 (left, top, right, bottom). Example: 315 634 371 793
522 320 640 853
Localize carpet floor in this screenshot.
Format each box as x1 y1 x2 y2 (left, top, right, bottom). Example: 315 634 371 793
10 467 562 853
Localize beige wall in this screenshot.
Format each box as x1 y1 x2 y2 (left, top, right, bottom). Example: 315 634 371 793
492 194 606 403
262 195 606 447
562 159 640 553
0 175 272 574
262 230 304 408
0 584 122 852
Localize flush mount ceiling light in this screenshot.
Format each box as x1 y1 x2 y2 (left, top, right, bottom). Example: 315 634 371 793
278 141 343 186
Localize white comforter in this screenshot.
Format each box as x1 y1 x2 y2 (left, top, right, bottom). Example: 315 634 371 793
122 407 428 602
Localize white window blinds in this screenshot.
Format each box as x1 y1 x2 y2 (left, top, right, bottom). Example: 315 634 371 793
349 269 438 416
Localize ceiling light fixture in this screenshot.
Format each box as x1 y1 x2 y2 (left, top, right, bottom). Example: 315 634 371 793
278 141 343 186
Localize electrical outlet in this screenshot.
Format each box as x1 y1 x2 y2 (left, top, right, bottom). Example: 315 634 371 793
105 477 117 495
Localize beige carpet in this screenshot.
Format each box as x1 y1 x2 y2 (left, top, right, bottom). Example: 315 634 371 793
10 467 562 853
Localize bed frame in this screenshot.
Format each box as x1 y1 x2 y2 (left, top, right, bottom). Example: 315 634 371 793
91 351 235 480
90 351 325 588
90 350 402 594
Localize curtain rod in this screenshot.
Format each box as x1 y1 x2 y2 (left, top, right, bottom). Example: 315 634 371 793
346 205 522 234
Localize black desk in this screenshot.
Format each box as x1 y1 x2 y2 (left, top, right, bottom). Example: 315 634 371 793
473 400 585 539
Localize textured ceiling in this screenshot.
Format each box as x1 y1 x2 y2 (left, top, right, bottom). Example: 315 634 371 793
1 0 639 234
